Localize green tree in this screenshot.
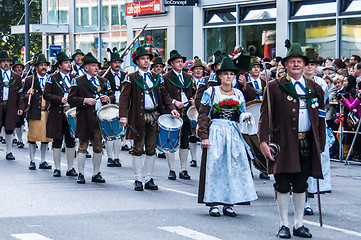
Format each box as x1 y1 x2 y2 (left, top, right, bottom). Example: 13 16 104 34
0 0 42 59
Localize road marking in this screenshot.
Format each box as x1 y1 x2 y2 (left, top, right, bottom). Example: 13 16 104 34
126 180 197 197
158 226 221 240
304 220 361 238
11 233 53 240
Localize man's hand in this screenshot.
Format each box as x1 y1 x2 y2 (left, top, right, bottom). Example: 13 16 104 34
84 98 97 106
100 94 109 103
189 98 195 106
171 109 180 118
17 110 23 116
61 97 68 104
119 118 128 127
238 74 247 89
260 142 275 161
174 100 184 109
243 113 253 121
201 139 209 149
27 89 34 95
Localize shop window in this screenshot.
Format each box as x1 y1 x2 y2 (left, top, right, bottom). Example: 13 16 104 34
205 8 236 25
342 0 361 13
111 5 120 26
121 5 126 26
341 18 361 57
81 7 89 26
91 7 98 26
291 0 336 18
75 33 99 57
205 27 236 61
135 29 167 59
240 5 276 22
103 6 109 26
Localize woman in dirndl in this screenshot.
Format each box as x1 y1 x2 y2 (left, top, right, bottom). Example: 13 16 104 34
197 57 257 217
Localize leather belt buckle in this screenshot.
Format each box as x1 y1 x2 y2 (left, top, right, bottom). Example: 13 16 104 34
2 101 7 106
298 132 306 140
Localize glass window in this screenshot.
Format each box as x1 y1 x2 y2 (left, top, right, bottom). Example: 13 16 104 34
205 27 236 61
342 0 361 13
240 24 276 58
136 29 167 60
81 7 89 26
121 5 126 26
48 0 68 24
101 32 128 61
75 0 98 32
205 8 236 25
103 6 109 27
91 7 98 26
291 1 336 17
75 33 99 58
111 5 120 26
46 34 70 63
241 5 276 21
291 19 336 57
341 18 361 57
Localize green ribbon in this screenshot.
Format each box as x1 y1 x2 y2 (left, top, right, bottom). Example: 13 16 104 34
0 74 16 88
165 74 192 89
134 71 160 91
85 80 107 96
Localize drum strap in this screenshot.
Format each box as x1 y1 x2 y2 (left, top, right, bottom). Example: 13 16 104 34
143 78 158 107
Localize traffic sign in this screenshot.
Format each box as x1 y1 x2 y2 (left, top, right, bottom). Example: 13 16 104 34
50 45 62 57
21 46 25 60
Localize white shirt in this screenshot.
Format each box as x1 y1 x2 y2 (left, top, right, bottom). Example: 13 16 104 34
291 76 311 132
76 65 85 77
1 69 11 101
172 70 188 106
59 71 71 106
37 73 48 91
86 73 102 111
111 69 122 104
138 69 156 110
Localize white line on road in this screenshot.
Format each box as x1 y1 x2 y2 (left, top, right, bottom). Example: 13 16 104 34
304 220 361 238
158 226 222 240
11 233 53 240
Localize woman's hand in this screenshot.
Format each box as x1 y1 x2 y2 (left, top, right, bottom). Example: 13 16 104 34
243 113 253 121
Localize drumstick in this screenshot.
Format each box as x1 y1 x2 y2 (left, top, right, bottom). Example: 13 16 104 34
126 124 139 137
25 73 35 113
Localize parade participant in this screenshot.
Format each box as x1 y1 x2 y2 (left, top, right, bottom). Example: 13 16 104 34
119 46 179 191
11 56 25 148
303 48 332 216
23 53 53 170
68 52 115 184
0 51 24 160
71 49 85 77
163 50 195 180
197 57 257 217
100 48 127 167
259 43 326 238
43 51 78 177
187 57 205 167
247 56 265 100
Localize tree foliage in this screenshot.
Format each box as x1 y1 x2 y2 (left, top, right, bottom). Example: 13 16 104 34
0 0 42 58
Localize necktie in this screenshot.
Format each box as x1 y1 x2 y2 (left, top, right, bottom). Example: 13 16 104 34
3 72 9 82
294 81 306 94
91 77 99 86
178 74 184 86
144 72 151 83
254 80 259 90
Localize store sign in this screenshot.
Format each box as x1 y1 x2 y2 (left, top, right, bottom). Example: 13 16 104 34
50 45 62 57
125 0 162 16
164 0 198 6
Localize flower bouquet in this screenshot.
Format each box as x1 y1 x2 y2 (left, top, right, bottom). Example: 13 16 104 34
213 99 240 113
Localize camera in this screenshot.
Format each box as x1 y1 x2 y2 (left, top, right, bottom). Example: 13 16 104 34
336 92 350 100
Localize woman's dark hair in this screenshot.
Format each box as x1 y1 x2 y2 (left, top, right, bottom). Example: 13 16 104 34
357 81 361 90
345 75 356 93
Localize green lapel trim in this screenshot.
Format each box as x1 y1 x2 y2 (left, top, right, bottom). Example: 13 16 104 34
0 73 16 88
34 77 42 93
85 79 107 95
54 76 67 93
165 74 192 89
134 71 160 91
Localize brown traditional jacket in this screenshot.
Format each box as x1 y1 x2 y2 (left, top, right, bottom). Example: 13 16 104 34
99 68 126 93
195 76 219 111
0 70 24 131
23 74 49 120
68 74 115 140
162 70 195 110
258 76 326 178
43 72 76 139
119 71 175 141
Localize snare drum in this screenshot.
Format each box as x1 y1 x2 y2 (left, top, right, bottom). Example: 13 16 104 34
157 114 183 153
97 104 125 141
65 107 76 138
187 106 198 137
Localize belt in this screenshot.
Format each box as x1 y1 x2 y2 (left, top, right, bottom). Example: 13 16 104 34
63 106 71 111
298 131 311 140
41 107 47 112
144 108 156 114
1 101 7 106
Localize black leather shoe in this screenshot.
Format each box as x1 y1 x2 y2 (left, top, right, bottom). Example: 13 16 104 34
17 142 24 148
107 158 115 167
53 169 61 177
276 225 291 239
134 180 143 191
2 139 6 144
113 158 122 167
39 161 52 169
92 172 106 183
29 161 36 170
6 152 15 160
259 172 270 179
66 168 78 176
293 226 312 238
145 178 158 190
61 147 65 152
304 207 314 216
190 160 197 167
223 206 236 217
179 170 191 180
168 170 176 180
86 151 91 158
13 139 18 144
122 145 131 151
209 207 220 217
158 152 166 158
77 173 85 184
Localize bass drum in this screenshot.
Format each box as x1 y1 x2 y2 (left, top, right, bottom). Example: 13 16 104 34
242 100 268 174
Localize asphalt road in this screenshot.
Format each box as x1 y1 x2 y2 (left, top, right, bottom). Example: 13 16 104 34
0 138 360 240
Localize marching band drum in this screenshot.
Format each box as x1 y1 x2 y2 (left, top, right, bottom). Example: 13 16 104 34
187 105 199 137
65 107 77 139
157 114 183 153
97 104 126 141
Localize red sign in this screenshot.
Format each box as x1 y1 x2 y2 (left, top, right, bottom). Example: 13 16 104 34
125 0 162 16
21 46 26 60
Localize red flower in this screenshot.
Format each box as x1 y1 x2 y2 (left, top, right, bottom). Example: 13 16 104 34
81 56 85 61
220 101 226 107
131 52 136 59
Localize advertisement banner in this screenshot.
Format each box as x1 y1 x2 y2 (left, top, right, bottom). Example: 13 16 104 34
125 0 162 16
164 0 198 6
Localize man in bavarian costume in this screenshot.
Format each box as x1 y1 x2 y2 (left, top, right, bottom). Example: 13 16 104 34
68 52 115 184
247 56 265 100
23 53 53 170
43 51 78 177
0 51 24 160
12 56 25 78
188 57 205 167
99 48 128 168
259 43 326 238
163 50 195 180
71 49 85 77
119 46 179 191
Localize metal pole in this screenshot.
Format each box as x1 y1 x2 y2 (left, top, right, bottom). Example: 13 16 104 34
345 118 361 165
25 0 30 72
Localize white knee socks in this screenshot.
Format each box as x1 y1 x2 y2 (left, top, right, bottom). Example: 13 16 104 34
92 153 102 176
132 155 143 181
5 134 13 154
53 148 62 170
293 192 306 229
276 191 290 228
179 148 188 172
166 152 175 171
77 152 86 174
144 155 155 182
